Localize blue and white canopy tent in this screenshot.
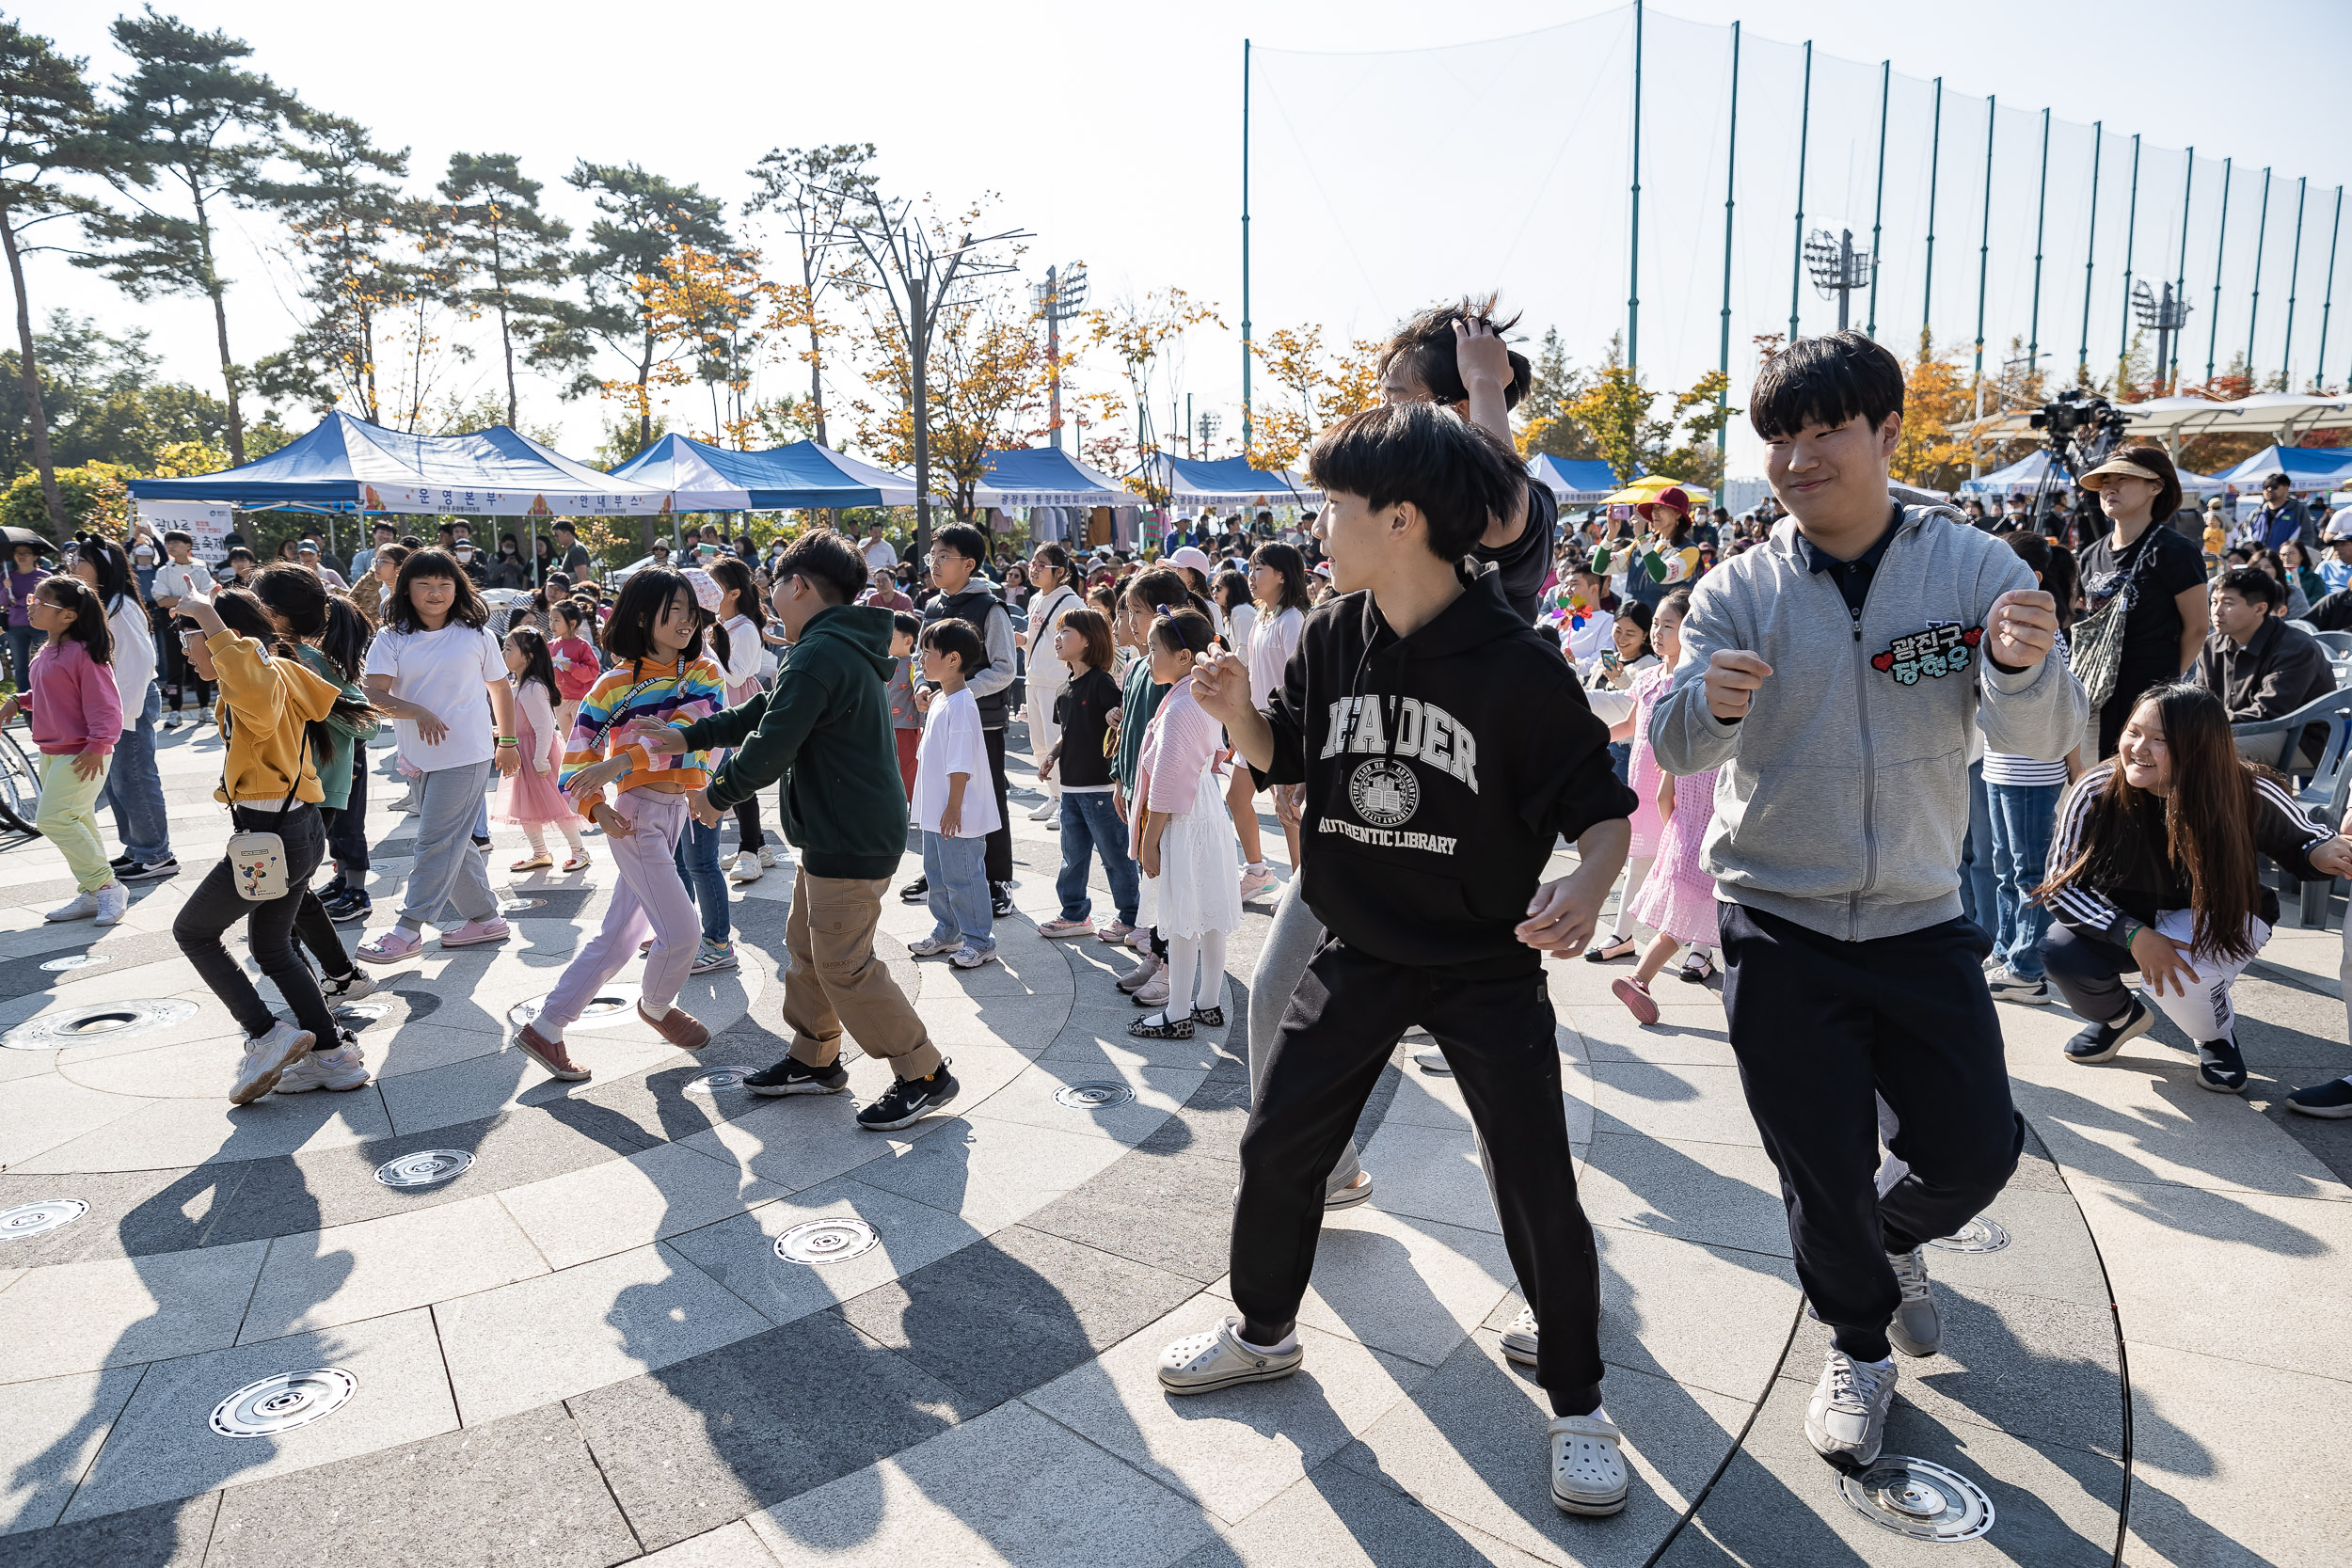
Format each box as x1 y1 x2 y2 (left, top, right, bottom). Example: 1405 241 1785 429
606 434 931 510
1143 453 1321 506
2207 445 2352 494
1527 454 1620 504
961 447 1136 546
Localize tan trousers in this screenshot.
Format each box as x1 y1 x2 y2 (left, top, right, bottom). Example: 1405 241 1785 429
782 869 942 1080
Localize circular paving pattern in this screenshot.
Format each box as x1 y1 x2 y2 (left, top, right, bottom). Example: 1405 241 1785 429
0 1199 87 1238
373 1150 474 1189
507 981 643 1033
2 997 201 1051
685 1067 756 1095
209 1369 359 1438
37 953 108 972
1929 1215 2011 1254
775 1217 881 1266
1838 1456 1995 1542
1053 1081 1136 1109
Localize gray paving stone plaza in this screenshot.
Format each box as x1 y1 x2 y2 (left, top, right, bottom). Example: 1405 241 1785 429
0 718 2344 1566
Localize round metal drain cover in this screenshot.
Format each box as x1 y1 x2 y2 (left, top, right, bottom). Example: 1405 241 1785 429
497 896 545 914
1838 1456 1994 1542
39 952 108 972
1054 1081 1135 1109
335 1002 392 1024
507 982 641 1033
3 997 200 1051
775 1217 880 1266
0 1199 87 1238
210 1368 358 1438
686 1068 755 1096
1929 1215 2010 1254
373 1149 473 1189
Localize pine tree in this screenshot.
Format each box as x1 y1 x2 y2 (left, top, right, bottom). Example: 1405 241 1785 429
564 162 729 457
438 151 575 430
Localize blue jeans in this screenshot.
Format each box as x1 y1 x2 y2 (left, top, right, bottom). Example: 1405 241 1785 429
1958 758 1998 931
5 624 33 692
923 831 993 951
674 813 729 944
1057 791 1138 925
1987 781 2062 978
98 680 170 863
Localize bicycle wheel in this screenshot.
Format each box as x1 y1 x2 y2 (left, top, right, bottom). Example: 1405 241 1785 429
0 727 40 835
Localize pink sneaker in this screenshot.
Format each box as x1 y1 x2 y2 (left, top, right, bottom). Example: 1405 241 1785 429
1613 976 1660 1026
355 927 423 965
440 917 512 948
1096 920 1136 944
1038 916 1095 939
1238 866 1278 901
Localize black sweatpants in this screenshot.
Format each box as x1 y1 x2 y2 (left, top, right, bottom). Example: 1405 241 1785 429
1718 903 2024 1363
323 746 369 886
174 803 342 1048
981 725 1012 884
1232 938 1603 1412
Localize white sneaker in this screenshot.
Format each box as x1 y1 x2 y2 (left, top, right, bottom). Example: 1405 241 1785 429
757 847 780 868
727 852 763 883
43 891 98 923
230 1021 315 1105
1157 1316 1303 1394
323 970 378 1004
273 1043 370 1093
1804 1349 1898 1468
92 881 128 926
1027 797 1058 821
1549 1412 1629 1515
1886 1246 1943 1356
1502 1305 1539 1366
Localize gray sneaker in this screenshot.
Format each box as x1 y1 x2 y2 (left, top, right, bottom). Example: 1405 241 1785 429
1886 1246 1942 1356
1804 1349 1899 1470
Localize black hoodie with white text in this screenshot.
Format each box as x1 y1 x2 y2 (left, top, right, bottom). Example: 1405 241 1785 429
1255 566 1637 975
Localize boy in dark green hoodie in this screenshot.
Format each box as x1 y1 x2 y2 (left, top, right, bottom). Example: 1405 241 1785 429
628 529 958 1132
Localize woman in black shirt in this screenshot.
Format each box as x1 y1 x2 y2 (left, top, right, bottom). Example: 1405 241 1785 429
2074 446 2211 757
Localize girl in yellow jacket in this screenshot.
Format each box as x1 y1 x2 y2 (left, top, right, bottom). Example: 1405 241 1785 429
171 587 358 1105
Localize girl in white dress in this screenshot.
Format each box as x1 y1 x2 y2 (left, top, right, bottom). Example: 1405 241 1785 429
1130 609 1241 1040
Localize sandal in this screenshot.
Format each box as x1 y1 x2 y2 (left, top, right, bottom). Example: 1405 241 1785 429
1584 938 1639 964
509 853 554 872
561 852 592 873
1677 952 1717 984
355 927 424 966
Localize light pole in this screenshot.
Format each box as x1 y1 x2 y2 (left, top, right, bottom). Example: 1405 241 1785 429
2132 280 2193 398
1030 262 1089 451
1804 228 1874 331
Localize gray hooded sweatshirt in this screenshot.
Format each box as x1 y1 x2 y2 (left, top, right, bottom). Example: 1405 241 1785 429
1650 503 2088 942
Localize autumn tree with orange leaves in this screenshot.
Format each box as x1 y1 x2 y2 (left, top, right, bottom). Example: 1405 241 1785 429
1078 288 1221 506
1247 325 1378 472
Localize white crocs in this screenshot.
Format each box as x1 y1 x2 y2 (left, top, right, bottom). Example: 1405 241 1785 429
1156 1316 1304 1395
1549 1411 1629 1516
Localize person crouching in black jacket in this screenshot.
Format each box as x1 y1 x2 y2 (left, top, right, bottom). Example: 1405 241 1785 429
2039 682 2352 1092
1162 402 1644 1517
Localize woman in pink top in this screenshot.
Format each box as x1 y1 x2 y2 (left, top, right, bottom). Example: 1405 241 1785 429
1130 610 1241 1040
0 577 125 922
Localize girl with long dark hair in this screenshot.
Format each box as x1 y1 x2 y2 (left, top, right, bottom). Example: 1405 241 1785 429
0 575 123 923
1018 543 1083 823
1236 543 1311 886
498 626 588 874
72 535 175 880
2039 683 2352 1091
253 565 380 933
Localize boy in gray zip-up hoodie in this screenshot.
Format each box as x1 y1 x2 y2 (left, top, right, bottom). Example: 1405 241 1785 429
1651 332 2085 1473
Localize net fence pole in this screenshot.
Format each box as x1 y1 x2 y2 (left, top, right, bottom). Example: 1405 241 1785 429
2283 177 2307 388
1922 77 1942 343
1973 95 1994 388
1629 0 1645 373
2317 187 2342 391
1240 38 1252 451
2172 149 2195 390
1717 18 1739 454
2246 166 2272 382
2206 156 2232 382
2028 107 2050 373
2118 134 2140 369
1788 40 1811 346
2077 121 2101 381
1867 59 1888 340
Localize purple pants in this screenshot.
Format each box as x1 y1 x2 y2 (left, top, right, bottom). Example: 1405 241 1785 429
540 789 696 1038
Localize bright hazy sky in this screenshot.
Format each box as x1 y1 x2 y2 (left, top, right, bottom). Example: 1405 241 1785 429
18 0 2352 481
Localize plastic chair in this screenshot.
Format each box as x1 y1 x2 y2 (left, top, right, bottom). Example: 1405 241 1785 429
2312 630 2352 655
2232 688 2352 772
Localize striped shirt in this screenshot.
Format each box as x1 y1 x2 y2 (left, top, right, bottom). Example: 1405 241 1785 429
1980 632 2074 787
2042 759 2329 942
560 656 727 812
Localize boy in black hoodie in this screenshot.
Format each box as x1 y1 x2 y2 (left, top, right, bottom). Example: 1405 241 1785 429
1170 402 1642 1516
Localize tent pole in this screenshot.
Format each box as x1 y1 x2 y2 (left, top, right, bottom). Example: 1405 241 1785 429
1241 38 1252 451
2283 177 2308 389
2246 166 2272 383
1716 18 1738 455
2206 156 2232 382
2318 187 2343 392
1628 0 1643 373
1922 76 1941 343
1788 40 1810 347
2173 149 2196 391
1972 95 1994 389
2117 134 2140 370
1867 58 1887 340
2077 120 2101 381
2027 107 2050 374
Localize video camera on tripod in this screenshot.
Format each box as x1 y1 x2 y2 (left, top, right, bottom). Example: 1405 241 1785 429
2024 389 2133 537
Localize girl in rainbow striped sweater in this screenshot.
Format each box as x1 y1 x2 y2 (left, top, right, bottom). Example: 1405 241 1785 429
508 568 728 1085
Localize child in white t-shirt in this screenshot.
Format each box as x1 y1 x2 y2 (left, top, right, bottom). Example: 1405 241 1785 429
908 617 1001 969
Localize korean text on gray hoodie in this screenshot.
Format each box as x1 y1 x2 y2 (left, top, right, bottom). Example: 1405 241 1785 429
1650 504 2088 942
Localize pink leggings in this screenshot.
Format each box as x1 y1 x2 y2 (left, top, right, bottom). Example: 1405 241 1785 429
539 789 696 1039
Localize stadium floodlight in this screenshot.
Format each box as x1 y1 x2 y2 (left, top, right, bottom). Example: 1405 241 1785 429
1804 228 1875 331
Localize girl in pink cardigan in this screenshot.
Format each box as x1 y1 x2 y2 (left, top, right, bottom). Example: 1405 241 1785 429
0 576 124 922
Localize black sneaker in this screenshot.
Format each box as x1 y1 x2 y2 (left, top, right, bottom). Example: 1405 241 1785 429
119 857 180 882
991 880 1015 918
108 851 134 870
2196 1036 2248 1094
2288 1076 2352 1117
899 875 930 904
328 893 373 926
2064 995 2153 1064
744 1056 850 1097
857 1062 960 1130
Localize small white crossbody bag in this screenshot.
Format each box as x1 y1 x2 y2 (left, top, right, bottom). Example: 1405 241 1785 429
222 763 306 902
